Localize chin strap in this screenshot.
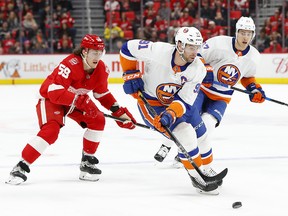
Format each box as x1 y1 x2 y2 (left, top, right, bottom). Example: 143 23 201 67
176 42 193 63
81 53 93 69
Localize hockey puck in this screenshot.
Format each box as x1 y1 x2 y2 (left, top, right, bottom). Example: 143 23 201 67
232 201 242 209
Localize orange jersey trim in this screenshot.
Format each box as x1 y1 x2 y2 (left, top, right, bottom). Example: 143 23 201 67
119 54 137 71
201 87 231 104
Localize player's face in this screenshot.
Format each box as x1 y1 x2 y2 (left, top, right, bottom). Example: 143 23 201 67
86 49 104 68
236 29 253 50
183 44 200 62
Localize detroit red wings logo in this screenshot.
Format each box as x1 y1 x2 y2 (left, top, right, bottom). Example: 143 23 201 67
217 64 241 86
156 83 182 105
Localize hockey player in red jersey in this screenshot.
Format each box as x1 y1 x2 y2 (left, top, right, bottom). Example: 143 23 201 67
6 34 136 185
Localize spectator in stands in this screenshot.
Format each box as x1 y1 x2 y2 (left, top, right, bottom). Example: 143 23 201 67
264 40 283 53
23 39 33 54
104 23 124 52
0 21 11 41
142 23 154 40
31 29 47 47
269 9 282 32
22 1 33 17
234 0 249 16
179 8 194 27
257 29 270 53
56 33 73 53
214 10 227 26
154 15 168 40
31 41 49 54
6 11 19 32
200 0 213 20
104 0 120 12
185 1 197 18
38 4 50 37
269 31 282 45
171 2 182 20
60 11 76 40
207 20 225 37
120 0 131 12
0 11 5 27
23 12 38 39
211 0 227 19
30 0 45 13
119 13 133 31
57 37 73 53
55 0 73 12
0 43 3 54
1 32 16 54
157 0 171 21
262 18 272 36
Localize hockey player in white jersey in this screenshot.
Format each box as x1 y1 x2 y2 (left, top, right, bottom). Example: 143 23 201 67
154 17 266 184
119 27 223 194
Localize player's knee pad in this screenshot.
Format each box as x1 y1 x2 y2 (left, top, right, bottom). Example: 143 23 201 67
37 121 61 144
85 113 105 130
173 122 197 151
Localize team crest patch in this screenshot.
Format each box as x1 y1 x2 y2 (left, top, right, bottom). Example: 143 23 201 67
156 83 182 105
183 28 189 33
217 64 241 86
69 58 78 65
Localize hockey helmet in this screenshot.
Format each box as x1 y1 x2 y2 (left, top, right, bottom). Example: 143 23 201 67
175 27 203 48
81 34 105 51
236 16 256 40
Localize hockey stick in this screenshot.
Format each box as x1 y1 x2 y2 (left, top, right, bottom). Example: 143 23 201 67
138 90 228 184
103 113 152 130
213 81 288 107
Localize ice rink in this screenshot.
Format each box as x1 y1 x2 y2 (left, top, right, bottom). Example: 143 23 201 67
1 84 288 216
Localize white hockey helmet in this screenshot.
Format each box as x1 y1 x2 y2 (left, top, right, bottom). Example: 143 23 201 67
175 27 203 48
236 16 256 41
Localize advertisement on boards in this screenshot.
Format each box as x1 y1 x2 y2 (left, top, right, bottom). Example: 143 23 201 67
0 53 287 84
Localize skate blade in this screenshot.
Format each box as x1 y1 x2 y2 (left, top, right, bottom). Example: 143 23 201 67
5 176 25 185
79 171 100 182
171 160 183 169
195 188 219 195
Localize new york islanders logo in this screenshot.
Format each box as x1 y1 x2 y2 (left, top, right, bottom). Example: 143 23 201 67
156 83 182 105
217 64 241 86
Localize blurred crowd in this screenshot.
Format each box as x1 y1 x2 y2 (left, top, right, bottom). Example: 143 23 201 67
103 0 288 53
0 0 76 54
1 0 287 55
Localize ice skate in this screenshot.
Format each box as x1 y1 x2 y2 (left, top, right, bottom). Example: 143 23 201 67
203 166 223 186
172 155 184 168
6 161 30 185
154 144 171 162
188 172 219 195
79 152 101 181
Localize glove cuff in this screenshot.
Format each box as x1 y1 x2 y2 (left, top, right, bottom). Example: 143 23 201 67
123 70 142 81
167 101 185 118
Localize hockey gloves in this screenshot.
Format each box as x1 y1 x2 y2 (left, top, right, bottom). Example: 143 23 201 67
153 110 176 133
112 107 137 129
246 83 266 103
75 95 98 118
202 64 214 88
123 70 144 97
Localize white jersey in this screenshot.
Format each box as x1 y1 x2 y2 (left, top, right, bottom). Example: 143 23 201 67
120 39 206 107
199 36 261 103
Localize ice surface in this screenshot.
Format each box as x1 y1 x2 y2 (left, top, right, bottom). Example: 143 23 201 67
0 84 288 216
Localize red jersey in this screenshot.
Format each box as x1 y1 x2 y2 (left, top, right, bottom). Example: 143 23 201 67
39 54 117 110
